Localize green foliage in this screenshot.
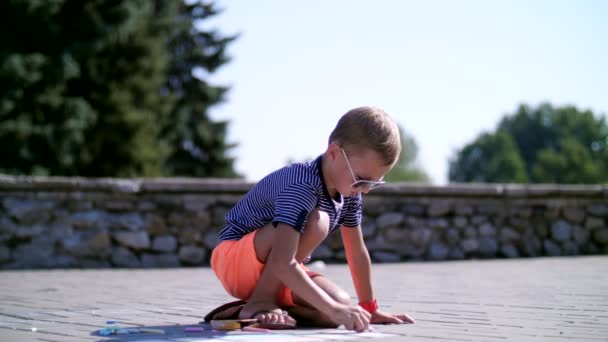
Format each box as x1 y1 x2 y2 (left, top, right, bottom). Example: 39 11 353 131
162 1 239 177
384 125 430 183
0 0 239 178
449 103 608 184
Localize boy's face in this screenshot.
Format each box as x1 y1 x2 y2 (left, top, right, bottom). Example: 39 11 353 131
331 144 392 196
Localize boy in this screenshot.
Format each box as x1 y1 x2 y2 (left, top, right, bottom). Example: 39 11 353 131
210 106 415 332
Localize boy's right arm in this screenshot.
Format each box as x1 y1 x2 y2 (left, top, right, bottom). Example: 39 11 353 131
268 223 370 331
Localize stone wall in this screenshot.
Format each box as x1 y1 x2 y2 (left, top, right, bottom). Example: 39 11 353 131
0 176 607 269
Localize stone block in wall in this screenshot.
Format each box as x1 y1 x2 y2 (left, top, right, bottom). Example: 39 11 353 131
0 216 16 237
372 251 400 263
561 241 579 256
48 254 77 268
563 207 585 223
463 226 477 238
428 218 448 229
551 220 572 242
428 202 451 217
63 230 111 258
398 243 424 258
104 199 135 211
478 204 499 215
471 215 489 226
500 227 520 242
509 206 532 219
12 238 54 268
70 210 108 230
592 229 608 245
478 223 496 237
454 205 473 216
478 237 498 256
0 246 10 263
168 211 210 229
588 204 608 217
448 247 465 260
543 206 560 221
111 247 141 268
405 217 423 229
144 214 168 236
573 225 590 246
376 213 404 229
361 219 376 239
212 207 229 226
152 235 177 253
519 234 542 257
178 228 203 245
183 195 213 212
508 217 528 233
14 224 44 238
311 245 333 259
108 213 144 231
461 239 478 254
384 227 409 243
543 240 562 256
534 223 549 239
113 231 150 250
327 232 343 250
404 204 425 216
409 227 432 249
137 201 157 211
428 242 449 260
203 230 220 249
178 246 207 265
585 217 605 230
142 253 180 268
452 217 468 229
500 244 519 258
2 198 55 225
445 228 460 245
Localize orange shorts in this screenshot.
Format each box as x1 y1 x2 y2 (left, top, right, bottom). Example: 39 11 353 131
211 230 321 308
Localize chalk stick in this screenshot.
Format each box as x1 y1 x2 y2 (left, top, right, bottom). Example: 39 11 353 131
140 328 165 334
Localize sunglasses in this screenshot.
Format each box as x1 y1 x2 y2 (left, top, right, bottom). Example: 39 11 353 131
340 147 385 190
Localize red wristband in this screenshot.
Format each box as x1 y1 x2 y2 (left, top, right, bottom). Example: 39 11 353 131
359 299 378 314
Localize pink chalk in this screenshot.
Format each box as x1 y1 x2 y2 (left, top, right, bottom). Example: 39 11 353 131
184 327 204 332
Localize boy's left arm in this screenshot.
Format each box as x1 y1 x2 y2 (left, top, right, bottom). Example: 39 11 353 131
340 225 415 324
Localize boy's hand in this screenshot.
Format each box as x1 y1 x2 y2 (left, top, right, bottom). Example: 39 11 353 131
331 303 371 332
370 310 415 324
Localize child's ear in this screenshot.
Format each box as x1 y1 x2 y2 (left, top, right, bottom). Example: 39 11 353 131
328 143 340 160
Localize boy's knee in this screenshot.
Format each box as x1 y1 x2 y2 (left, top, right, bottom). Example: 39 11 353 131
332 289 352 305
304 208 330 237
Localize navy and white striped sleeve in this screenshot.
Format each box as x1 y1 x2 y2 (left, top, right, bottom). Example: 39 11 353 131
272 183 318 233
342 194 363 228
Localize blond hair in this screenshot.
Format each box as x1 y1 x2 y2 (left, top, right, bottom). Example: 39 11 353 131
328 106 401 166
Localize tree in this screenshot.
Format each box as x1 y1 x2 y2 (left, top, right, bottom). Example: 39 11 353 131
449 103 608 184
448 131 528 183
384 125 430 183
162 1 239 177
0 0 239 178
0 0 172 176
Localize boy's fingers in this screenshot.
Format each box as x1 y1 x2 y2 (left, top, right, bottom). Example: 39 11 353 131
398 313 415 324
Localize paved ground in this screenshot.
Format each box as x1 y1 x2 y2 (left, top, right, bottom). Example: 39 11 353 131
0 256 607 342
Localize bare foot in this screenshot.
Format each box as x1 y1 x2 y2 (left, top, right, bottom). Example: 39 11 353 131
239 302 297 328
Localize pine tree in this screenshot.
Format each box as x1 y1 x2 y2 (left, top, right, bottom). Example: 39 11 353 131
0 0 172 176
162 0 240 177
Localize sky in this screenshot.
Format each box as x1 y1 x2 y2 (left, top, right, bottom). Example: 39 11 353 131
202 0 608 184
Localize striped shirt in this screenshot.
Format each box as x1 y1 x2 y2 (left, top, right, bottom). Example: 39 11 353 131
217 155 362 242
